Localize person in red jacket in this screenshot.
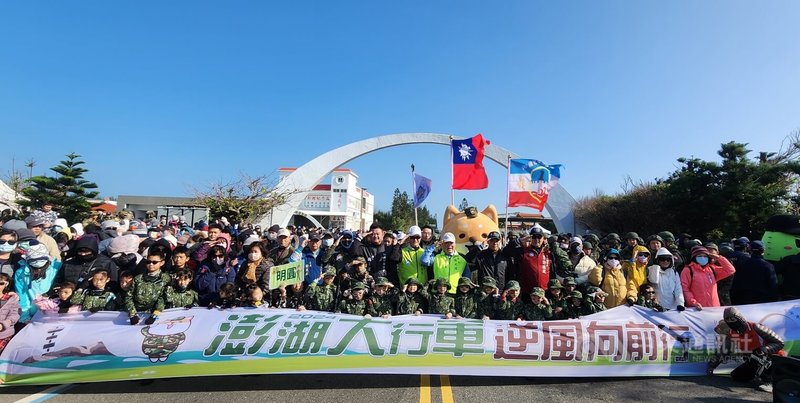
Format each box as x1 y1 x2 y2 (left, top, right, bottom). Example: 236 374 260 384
680 246 735 310
516 227 570 298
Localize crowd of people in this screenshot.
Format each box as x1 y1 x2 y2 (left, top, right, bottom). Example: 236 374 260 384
0 203 790 390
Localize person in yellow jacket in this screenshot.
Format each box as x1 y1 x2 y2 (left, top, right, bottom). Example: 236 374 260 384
589 248 637 308
422 232 469 295
393 226 429 285
623 245 650 299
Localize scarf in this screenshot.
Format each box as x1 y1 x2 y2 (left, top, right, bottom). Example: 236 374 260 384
244 259 262 283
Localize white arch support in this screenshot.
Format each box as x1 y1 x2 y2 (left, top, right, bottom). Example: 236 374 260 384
260 133 578 233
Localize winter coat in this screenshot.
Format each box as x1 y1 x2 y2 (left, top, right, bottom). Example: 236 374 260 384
235 258 272 293
58 237 119 288
680 255 736 308
0 293 20 340
564 253 596 285
475 249 513 291
623 245 651 293
15 259 61 322
517 246 554 295
70 288 117 312
305 282 337 312
589 263 635 309
522 303 552 321
647 248 685 310
423 250 470 295
395 245 429 285
428 292 455 315
37 233 61 261
195 260 237 305
731 254 779 305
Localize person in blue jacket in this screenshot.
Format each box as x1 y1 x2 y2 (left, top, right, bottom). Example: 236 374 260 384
15 241 61 323
195 245 236 305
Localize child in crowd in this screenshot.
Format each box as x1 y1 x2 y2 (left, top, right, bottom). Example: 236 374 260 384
637 284 665 312
159 269 198 309
337 282 369 316
427 278 455 319
115 271 134 311
35 282 79 314
305 267 337 312
0 273 20 353
522 287 553 321
240 282 266 308
208 282 238 309
71 271 116 312
396 277 427 315
586 287 608 314
367 277 396 318
453 277 478 319
562 291 588 319
274 282 307 310
476 277 499 320
126 250 172 326
547 279 567 319
496 280 523 320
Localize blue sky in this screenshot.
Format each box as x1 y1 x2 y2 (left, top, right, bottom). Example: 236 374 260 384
1 1 798 225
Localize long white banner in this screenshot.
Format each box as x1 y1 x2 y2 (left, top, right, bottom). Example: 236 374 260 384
0 300 798 386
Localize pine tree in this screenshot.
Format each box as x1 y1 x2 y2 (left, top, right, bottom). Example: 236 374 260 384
19 153 99 223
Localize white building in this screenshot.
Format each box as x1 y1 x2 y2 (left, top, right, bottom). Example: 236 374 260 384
278 168 374 231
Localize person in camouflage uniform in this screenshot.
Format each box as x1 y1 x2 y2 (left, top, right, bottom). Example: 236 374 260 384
562 290 589 319
337 281 369 316
397 277 428 315
127 251 172 325
348 257 375 296
563 276 577 297
636 284 665 312
305 266 338 312
453 277 478 319
274 282 308 310
368 277 397 318
546 279 568 319
71 270 116 313
428 278 455 318
158 269 199 310
585 286 608 314
522 287 553 321
496 280 524 320
476 277 499 320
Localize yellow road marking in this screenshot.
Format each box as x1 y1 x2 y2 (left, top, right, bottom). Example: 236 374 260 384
440 375 454 403
419 374 431 403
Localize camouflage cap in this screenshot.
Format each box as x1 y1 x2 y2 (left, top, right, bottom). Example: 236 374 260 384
505 280 521 291
547 279 563 289
405 277 422 286
457 277 475 288
569 290 583 299
323 266 336 277
434 278 451 290
481 277 497 288
586 286 607 297
563 277 577 286
374 277 392 287
530 287 546 297
351 257 367 265
350 282 366 291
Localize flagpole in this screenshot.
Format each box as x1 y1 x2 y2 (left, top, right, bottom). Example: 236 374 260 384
411 164 418 227
449 135 455 206
505 155 511 238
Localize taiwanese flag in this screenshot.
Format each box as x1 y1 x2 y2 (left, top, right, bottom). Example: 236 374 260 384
452 134 490 189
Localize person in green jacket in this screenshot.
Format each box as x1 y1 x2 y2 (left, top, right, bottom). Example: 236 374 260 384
306 266 337 312
522 287 553 321
127 250 172 325
496 280 524 320
368 277 397 318
159 269 199 310
453 277 478 319
395 226 430 285
422 232 470 295
337 281 369 316
547 279 568 319
476 277 499 320
397 277 428 315
428 278 455 318
71 270 116 313
562 291 589 319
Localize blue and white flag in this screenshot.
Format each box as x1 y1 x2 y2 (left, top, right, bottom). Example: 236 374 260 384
413 173 432 208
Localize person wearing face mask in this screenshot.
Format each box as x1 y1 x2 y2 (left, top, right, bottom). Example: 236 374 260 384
57 236 119 289
589 248 636 309
195 245 237 306
622 245 651 302
646 248 685 311
14 242 62 323
264 225 281 250
0 229 20 278
330 230 359 272
107 234 143 276
235 242 273 293
680 246 736 310
561 238 596 287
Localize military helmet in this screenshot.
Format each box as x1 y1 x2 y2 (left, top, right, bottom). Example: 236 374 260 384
481 277 497 288
563 277 577 286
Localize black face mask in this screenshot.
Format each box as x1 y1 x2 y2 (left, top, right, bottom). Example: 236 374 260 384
112 253 136 267
78 253 96 263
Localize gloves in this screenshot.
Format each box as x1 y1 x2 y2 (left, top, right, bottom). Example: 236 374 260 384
130 315 140 325
625 299 635 307
89 307 101 313
144 315 158 325
676 305 686 312
58 307 70 314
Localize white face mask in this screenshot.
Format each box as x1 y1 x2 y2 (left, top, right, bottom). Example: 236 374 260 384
214 257 225 266
606 259 619 268
248 253 261 261
636 256 649 263
323 239 333 248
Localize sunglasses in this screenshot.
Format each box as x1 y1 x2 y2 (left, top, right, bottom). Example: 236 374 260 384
410 236 421 240
0 240 16 245
531 235 544 239
213 255 225 258
645 291 655 294
0 281 8 286
146 260 163 265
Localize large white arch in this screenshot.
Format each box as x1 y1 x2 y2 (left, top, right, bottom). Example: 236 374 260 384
261 133 578 233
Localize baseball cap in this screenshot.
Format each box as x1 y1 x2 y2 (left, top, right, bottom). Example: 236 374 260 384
441 232 456 243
